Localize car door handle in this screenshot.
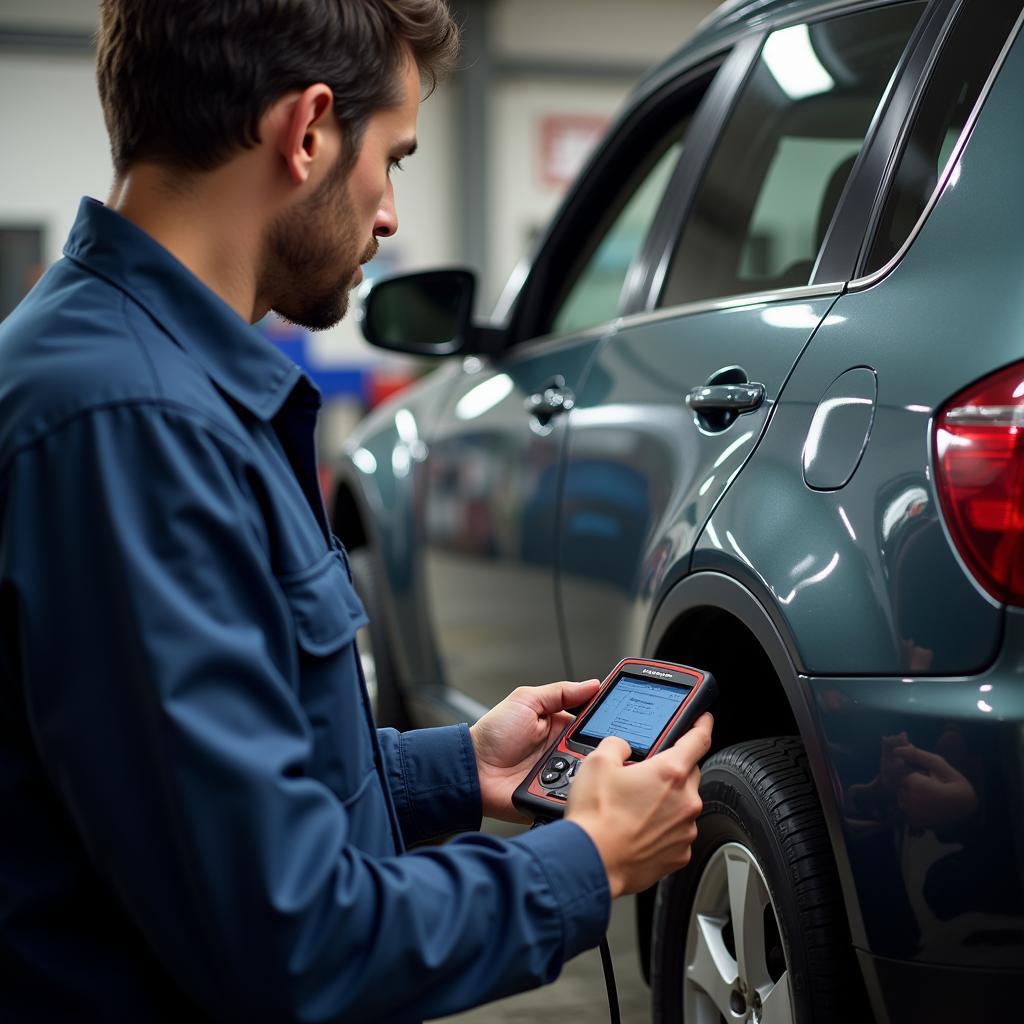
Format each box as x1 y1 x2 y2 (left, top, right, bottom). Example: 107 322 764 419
525 378 576 423
686 382 765 413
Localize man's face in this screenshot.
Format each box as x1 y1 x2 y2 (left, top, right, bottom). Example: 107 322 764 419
265 58 421 330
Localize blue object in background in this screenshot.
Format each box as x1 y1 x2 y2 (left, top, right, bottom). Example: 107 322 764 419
258 315 368 404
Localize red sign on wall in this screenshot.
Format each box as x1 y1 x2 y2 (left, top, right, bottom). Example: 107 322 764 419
538 115 609 189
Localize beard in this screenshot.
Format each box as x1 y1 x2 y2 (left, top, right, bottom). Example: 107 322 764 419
260 159 378 331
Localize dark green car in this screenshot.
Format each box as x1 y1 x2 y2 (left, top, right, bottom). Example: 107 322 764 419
331 1 1024 1019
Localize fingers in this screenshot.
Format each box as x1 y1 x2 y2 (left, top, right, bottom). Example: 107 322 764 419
517 678 600 716
893 745 963 782
590 735 632 765
665 712 714 769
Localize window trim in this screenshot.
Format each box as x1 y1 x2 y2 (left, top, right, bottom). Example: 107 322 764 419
624 32 765 316
645 0 941 316
616 279 845 335
846 1 1024 290
812 0 959 284
501 56 726 350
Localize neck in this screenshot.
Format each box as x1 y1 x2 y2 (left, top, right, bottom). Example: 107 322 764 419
108 163 268 323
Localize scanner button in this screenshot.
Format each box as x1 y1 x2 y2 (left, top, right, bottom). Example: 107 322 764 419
541 770 565 786
550 790 568 801
546 757 570 774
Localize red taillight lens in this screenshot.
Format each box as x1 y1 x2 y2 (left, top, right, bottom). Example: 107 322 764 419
935 362 1024 604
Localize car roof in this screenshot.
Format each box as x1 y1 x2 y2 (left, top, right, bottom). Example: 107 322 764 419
695 0 859 39
642 0 865 83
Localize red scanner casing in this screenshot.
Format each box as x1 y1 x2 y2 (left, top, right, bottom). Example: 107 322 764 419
512 657 716 821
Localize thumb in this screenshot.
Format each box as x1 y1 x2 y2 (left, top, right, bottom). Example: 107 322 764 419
526 678 601 716
590 735 632 766
662 712 714 771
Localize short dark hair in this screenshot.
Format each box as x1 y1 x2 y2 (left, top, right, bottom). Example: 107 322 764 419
96 0 459 178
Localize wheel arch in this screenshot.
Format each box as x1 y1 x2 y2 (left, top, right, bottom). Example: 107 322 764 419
639 570 869 956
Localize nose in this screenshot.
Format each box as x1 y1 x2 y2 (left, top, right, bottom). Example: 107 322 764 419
374 180 398 238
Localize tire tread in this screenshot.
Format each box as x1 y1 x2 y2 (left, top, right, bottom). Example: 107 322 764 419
651 735 869 1023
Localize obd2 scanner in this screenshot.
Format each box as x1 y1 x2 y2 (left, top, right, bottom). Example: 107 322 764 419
513 658 716 1024
513 658 717 820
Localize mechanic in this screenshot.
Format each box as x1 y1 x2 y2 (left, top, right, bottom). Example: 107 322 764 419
0 1 712 1021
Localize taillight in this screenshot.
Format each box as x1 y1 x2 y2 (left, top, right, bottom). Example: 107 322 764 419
935 361 1024 604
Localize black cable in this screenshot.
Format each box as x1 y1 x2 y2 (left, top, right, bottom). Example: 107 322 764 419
531 818 619 1024
598 935 621 1024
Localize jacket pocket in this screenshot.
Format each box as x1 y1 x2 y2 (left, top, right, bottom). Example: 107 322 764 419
278 551 368 657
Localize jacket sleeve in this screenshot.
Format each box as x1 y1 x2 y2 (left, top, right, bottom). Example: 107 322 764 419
376 725 484 846
3 403 610 1023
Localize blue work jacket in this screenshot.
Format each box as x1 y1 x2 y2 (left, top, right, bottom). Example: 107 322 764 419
0 198 609 1022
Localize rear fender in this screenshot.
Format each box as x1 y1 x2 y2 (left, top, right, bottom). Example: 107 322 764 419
643 571 868 953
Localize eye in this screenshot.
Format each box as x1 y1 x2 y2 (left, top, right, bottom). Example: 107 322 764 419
387 158 405 176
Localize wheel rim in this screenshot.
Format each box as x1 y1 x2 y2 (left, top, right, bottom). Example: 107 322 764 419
683 841 793 1024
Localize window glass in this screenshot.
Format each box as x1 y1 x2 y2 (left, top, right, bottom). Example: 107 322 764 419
863 0 1024 275
551 138 684 336
662 2 924 308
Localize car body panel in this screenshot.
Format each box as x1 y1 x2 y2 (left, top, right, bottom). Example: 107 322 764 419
420 330 609 711
338 360 465 714
692 17 1024 676
681 7 1024 983
560 293 838 680
808 632 1024 971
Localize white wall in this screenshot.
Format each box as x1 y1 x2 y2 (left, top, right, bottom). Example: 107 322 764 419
493 0 718 62
0 52 111 265
488 75 632 309
0 0 96 30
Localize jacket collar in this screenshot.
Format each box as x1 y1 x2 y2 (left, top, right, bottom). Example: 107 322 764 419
63 197 307 421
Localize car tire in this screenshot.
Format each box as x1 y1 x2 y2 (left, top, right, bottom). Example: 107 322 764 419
651 737 864 1023
348 547 411 730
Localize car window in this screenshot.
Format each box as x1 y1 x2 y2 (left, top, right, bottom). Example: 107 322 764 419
862 0 1024 275
515 65 718 343
661 2 925 308
552 138 683 336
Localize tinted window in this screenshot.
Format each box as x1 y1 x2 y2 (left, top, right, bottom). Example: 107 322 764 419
662 2 924 307
863 0 1024 275
520 68 717 342
552 139 682 335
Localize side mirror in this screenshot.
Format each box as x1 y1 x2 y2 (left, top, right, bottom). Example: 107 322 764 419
359 268 476 357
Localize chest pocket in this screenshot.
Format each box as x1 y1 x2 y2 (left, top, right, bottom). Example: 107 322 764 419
278 550 373 796
279 549 367 654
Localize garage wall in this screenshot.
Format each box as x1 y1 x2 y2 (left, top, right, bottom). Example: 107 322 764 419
0 53 111 267
494 0 717 63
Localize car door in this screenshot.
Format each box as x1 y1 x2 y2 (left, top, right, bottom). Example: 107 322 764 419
557 0 929 680
420 56 733 713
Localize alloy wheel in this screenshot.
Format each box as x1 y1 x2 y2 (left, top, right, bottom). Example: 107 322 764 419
683 841 793 1024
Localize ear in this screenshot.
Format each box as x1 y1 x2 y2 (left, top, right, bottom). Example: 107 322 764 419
275 83 336 186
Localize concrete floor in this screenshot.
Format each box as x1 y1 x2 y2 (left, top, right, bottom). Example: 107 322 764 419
434 820 652 1023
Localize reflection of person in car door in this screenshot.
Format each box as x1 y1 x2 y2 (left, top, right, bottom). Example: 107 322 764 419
0 3 712 1020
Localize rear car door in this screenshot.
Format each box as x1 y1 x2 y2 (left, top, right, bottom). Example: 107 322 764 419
558 1 928 679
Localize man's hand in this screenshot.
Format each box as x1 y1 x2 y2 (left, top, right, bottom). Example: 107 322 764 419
567 713 713 899
469 679 601 822
894 743 977 831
